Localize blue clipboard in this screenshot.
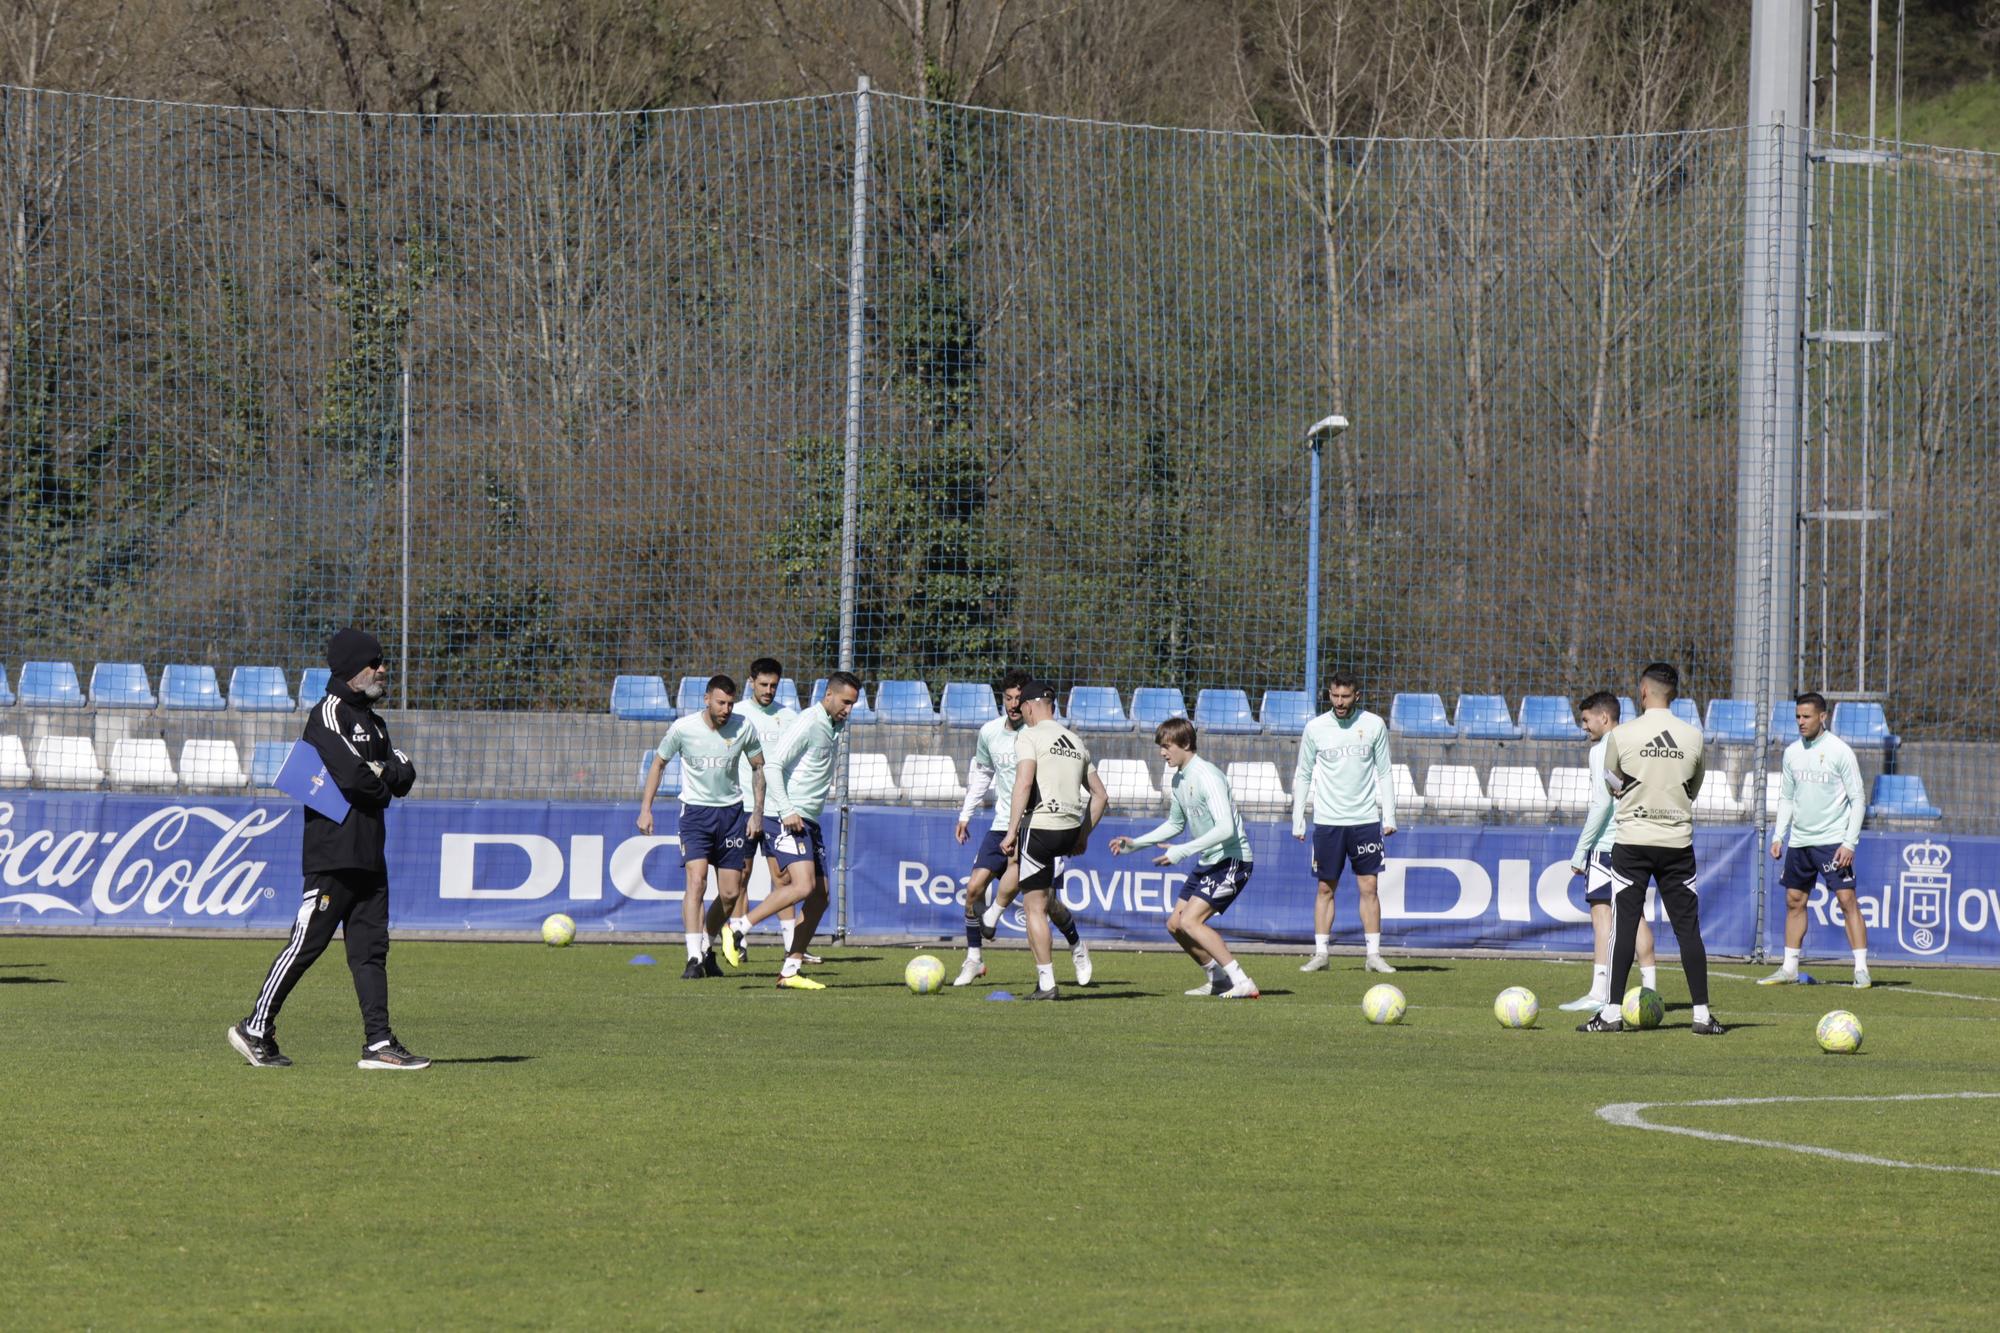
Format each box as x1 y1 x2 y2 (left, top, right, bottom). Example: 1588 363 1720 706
275 739 352 823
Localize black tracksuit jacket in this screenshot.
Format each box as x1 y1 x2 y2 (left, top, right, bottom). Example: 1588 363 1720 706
301 679 416 873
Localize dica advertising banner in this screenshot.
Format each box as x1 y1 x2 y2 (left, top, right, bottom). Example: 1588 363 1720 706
2 793 1997 966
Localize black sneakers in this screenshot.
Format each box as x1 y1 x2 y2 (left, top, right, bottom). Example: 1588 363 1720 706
357 1035 430 1070
1576 1013 1625 1033
227 1022 291 1067
1691 1018 1727 1036
681 958 705 980
1024 985 1060 1001
702 950 724 978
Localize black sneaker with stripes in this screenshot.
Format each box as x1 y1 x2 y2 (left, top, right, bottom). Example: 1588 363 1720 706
357 1035 431 1070
227 1021 292 1067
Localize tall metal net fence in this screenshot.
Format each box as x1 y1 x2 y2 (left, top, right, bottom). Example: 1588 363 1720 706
1 85 1995 835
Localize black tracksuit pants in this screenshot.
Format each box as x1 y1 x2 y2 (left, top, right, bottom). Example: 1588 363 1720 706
247 869 392 1044
1608 843 1709 1007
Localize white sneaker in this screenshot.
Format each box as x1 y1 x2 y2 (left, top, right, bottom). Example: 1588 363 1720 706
1071 942 1093 987
1558 994 1606 1012
1755 968 1798 986
1299 953 1330 973
1364 954 1397 974
1185 981 1220 996
1853 968 1872 989
952 958 987 987
1219 977 1261 999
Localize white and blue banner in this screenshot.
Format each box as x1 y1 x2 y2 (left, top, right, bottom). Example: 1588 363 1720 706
2 793 1998 966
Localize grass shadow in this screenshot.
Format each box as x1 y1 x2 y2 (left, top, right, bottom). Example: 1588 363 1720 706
0 962 50 969
430 1055 535 1064
0 976 62 985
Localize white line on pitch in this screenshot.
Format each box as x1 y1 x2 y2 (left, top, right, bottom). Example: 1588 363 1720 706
1598 1092 2000 1176
1705 967 2000 1004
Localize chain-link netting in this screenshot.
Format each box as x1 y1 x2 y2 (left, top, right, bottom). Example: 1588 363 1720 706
1 84 1994 836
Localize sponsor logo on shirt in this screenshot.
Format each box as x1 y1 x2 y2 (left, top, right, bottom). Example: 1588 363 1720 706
1636 730 1684 759
1046 735 1086 760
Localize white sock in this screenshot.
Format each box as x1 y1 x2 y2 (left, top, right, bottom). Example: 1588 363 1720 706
1599 1002 1622 1023
729 916 749 939
966 946 983 965
1693 1004 1711 1024
1365 932 1381 955
982 900 1003 930
1853 948 1868 968
782 919 796 951
1313 933 1329 955
1590 964 1609 998
1224 960 1248 985
1036 963 1056 991
1783 947 1801 973
700 931 713 957
686 935 705 962
1640 966 1658 990
780 955 801 978
1206 961 1225 982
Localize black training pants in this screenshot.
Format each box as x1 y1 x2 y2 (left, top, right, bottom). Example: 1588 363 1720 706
1608 843 1708 1007
247 869 393 1044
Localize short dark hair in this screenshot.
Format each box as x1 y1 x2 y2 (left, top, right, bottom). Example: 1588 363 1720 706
998 668 1035 695
1795 691 1829 714
748 657 782 681
1578 690 1620 722
1640 662 1679 700
825 669 863 695
1327 670 1359 692
1154 717 1197 750
706 673 738 698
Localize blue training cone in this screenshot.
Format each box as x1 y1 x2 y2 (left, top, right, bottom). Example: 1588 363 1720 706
986 990 1016 1002
629 954 657 966
1798 971 1820 985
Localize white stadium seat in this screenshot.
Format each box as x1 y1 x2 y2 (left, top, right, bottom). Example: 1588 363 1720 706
1693 769 1745 820
1099 758 1161 808
1423 764 1490 817
1391 763 1426 818
32 735 104 789
179 739 249 789
0 734 31 785
109 738 177 789
1740 771 1782 815
1225 761 1290 813
1546 766 1593 815
1487 765 1550 817
846 752 900 803
899 754 966 803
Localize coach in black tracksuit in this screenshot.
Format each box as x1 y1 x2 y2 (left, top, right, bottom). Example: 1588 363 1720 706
227 628 429 1071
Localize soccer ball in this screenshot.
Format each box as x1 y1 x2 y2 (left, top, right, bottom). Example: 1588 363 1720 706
905 955 946 994
1621 986 1665 1029
1494 986 1539 1029
1816 1009 1864 1054
541 913 576 947
1362 983 1407 1025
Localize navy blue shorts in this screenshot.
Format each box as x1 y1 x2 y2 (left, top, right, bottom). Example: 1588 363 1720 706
1582 850 1615 905
770 818 826 879
1311 822 1385 885
679 803 749 871
1179 858 1253 915
970 827 1009 878
1784 843 1857 893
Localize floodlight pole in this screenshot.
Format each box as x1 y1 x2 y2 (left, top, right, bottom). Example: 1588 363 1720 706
1304 415 1348 706
833 75 873 943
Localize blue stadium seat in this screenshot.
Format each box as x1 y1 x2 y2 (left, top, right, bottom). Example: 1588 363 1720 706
0 664 13 707
942 682 999 728
1519 695 1583 741
1704 699 1759 745
1130 687 1188 731
610 675 675 722
89 662 155 710
161 664 225 712
1453 694 1520 740
228 666 293 713
638 752 683 795
1868 774 1940 820
19 661 85 708
775 678 803 712
875 680 938 725
1833 701 1897 749
250 741 291 788
1258 690 1312 736
1771 699 1800 742
1195 689 1259 735
1065 686 1130 732
811 678 876 723
1620 697 1637 723
297 668 331 707
677 675 711 716
1670 697 1701 729
1389 693 1454 739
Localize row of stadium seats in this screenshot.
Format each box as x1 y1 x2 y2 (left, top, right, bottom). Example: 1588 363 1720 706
0 661 329 713
631 749 1943 822
607 675 1901 747
0 735 293 790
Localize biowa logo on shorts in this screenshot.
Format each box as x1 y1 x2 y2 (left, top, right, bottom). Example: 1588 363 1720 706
1894 839 1952 956
0 801 289 918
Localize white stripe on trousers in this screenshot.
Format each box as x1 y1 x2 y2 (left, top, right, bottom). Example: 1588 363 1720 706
249 888 319 1036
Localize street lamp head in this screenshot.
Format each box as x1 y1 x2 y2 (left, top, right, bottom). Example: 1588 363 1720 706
1307 414 1349 442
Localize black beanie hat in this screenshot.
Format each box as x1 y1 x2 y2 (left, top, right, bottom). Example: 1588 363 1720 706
326 628 383 680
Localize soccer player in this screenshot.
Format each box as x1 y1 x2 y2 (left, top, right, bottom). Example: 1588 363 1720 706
734 657 813 965
1580 661 1723 1035
1291 672 1398 974
721 671 861 989
1760 691 1872 988
1111 718 1259 999
955 669 1091 987
998 680 1108 1001
638 674 766 980
1558 691 1658 1012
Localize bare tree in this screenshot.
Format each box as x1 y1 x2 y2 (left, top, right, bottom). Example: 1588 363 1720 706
755 0 1066 101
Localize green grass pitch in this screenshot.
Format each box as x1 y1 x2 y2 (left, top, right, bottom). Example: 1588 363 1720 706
5 938 1999 1328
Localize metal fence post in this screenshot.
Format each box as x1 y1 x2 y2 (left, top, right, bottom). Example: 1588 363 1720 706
834 76 874 941
399 349 412 709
